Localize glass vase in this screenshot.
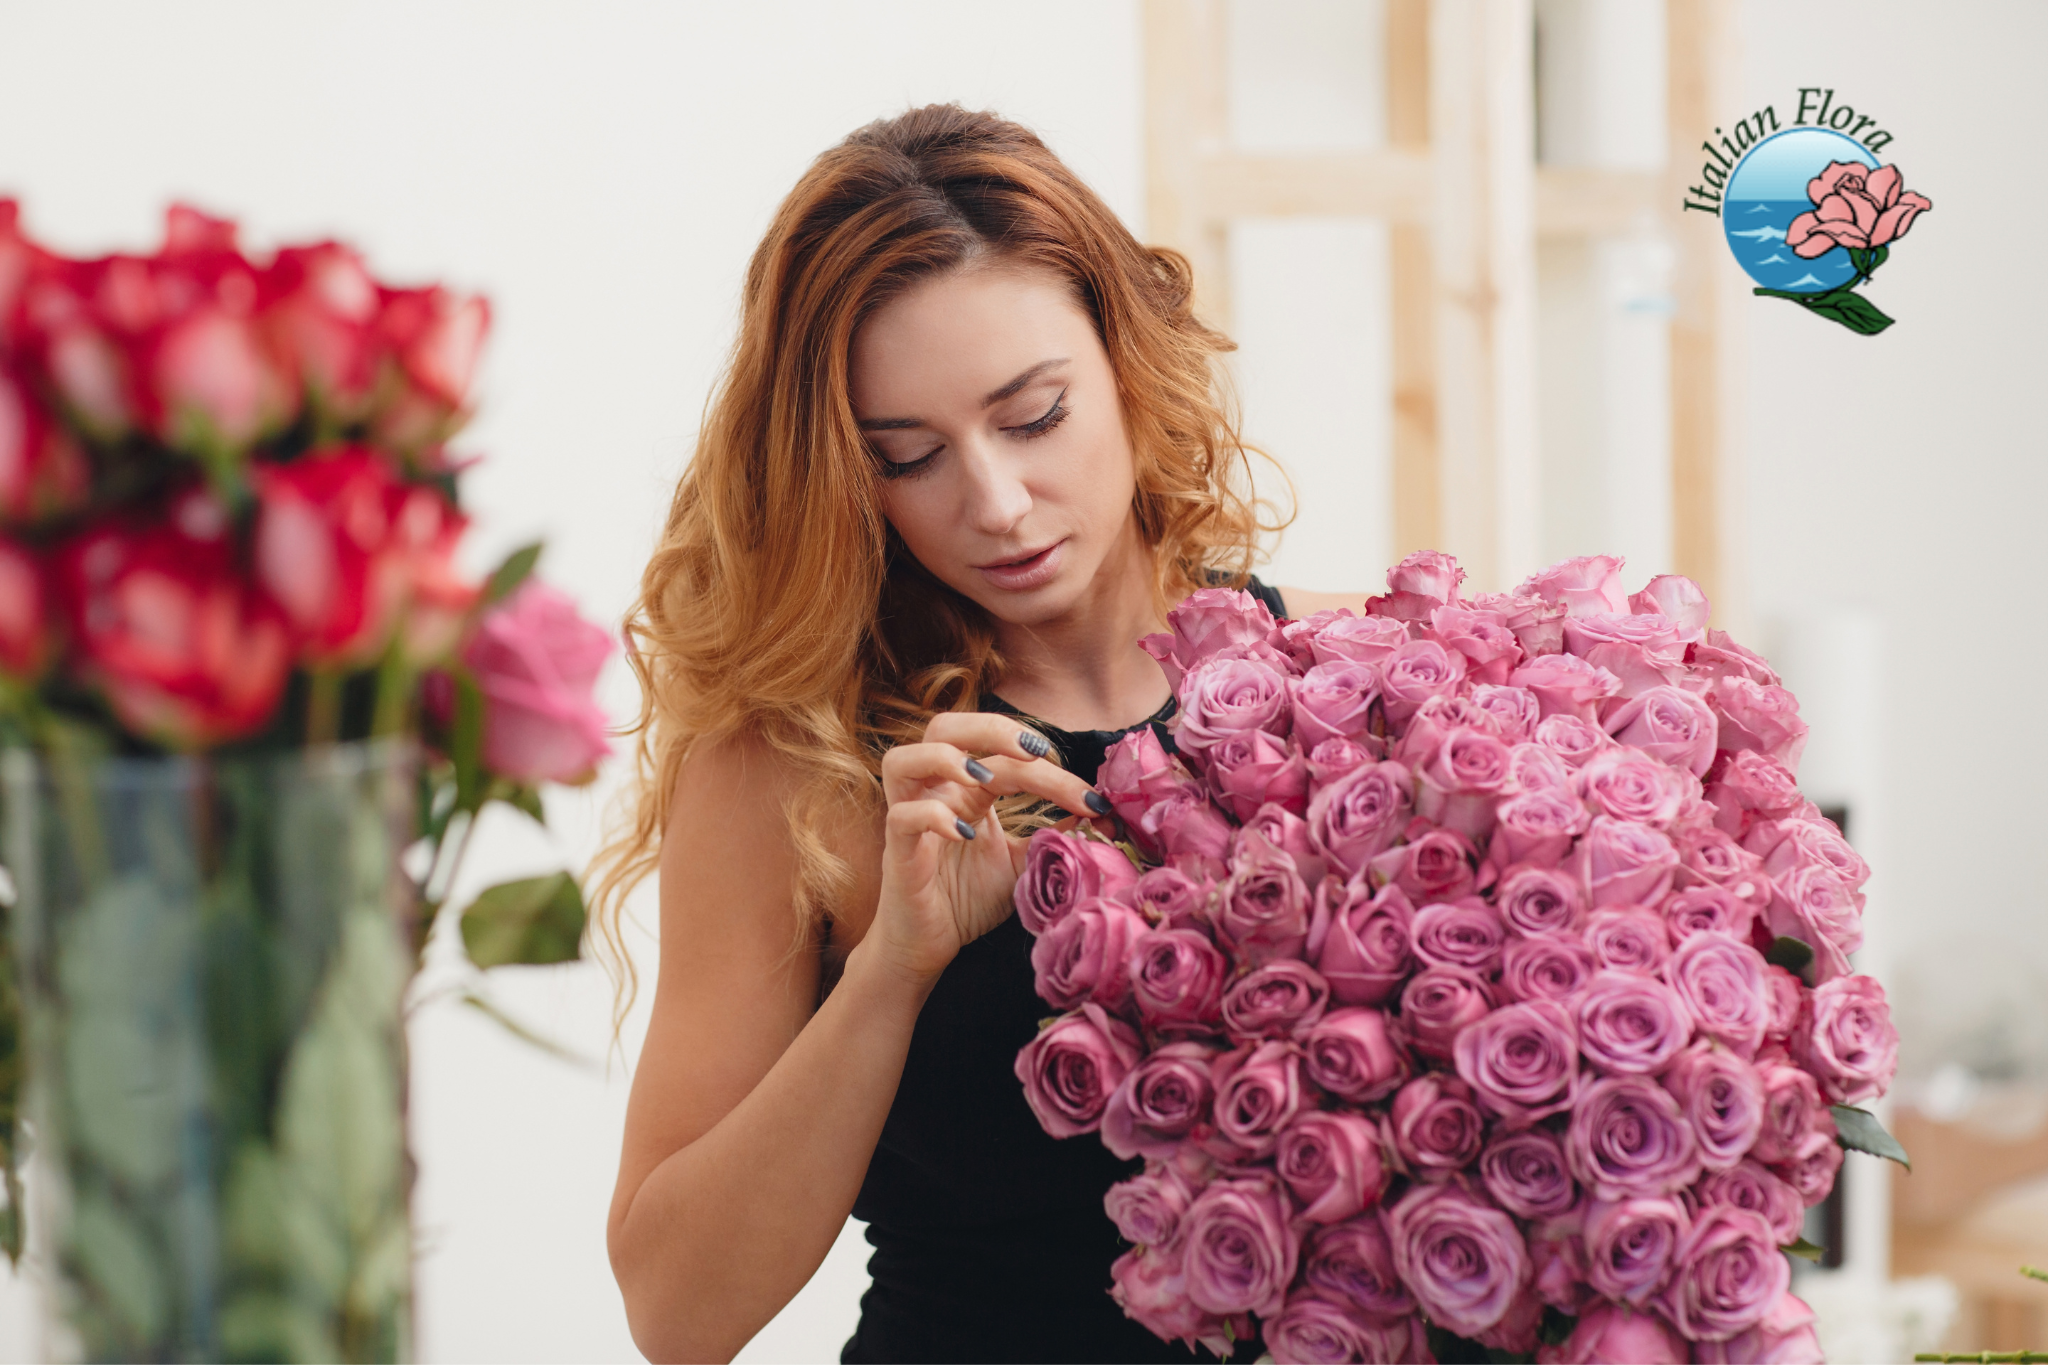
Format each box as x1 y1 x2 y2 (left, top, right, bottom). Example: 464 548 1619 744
1 740 418 1363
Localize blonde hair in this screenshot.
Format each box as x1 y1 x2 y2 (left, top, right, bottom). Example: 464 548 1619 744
586 104 1279 1016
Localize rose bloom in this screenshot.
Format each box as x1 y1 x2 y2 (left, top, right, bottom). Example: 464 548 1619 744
1455 999 1581 1127
1369 826 1480 905
1101 1040 1222 1160
1030 897 1148 1012
1302 1215 1416 1319
1534 711 1611 767
1499 935 1599 1004
1265 1291 1426 1365
1109 1245 1233 1357
1098 726 1198 854
1210 1040 1308 1159
1539 1302 1688 1365
1584 906 1673 976
1431 604 1524 686
1217 829 1313 962
1766 861 1864 984
1305 760 1413 878
1305 736 1375 786
1518 554 1629 616
1390 548 1467 603
1180 1174 1299 1317
1390 1073 1487 1177
1674 821 1764 887
1138 585 1280 691
0 536 51 679
1307 877 1415 1007
1763 966 1803 1042
1664 885 1758 945
1127 926 1229 1032
1511 652 1621 722
1582 1195 1688 1304
1528 1214 1593 1316
250 445 413 666
1014 828 1141 934
1398 965 1496 1062
1697 1159 1806 1245
1143 785 1234 881
1411 899 1507 976
1776 1131 1844 1207
1496 865 1585 936
1568 1073 1704 1199
1276 1110 1388 1225
1307 611 1411 669
1380 637 1465 722
1563 613 1689 694
1202 728 1308 823
1751 1059 1830 1167
1794 973 1899 1106
1575 748 1690 828
1505 740 1574 794
1630 574 1711 633
1709 675 1809 771
1301 1007 1408 1103
1221 959 1332 1041
1175 656 1294 765
1014 1003 1142 1138
1239 802 1323 884
1480 1127 1578 1220
1130 865 1212 930
1397 693 1502 770
1469 588 1569 657
1105 1162 1198 1248
1417 726 1514 840
1577 970 1693 1075
1492 787 1589 868
1656 1205 1789 1342
1292 659 1383 752
1786 160 1932 257
1575 816 1680 908
1471 683 1541 743
1693 1291 1825 1365
1762 817 1871 891
1664 1041 1767 1171
1386 1182 1532 1339
1668 934 1772 1058
1708 749 1806 831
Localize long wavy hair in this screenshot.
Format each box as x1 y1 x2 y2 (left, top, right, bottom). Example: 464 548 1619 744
588 104 1280 1013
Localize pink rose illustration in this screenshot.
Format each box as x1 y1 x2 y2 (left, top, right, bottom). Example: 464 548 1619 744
1786 161 1931 258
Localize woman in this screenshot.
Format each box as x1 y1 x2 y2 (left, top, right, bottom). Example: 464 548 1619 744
598 104 1361 1363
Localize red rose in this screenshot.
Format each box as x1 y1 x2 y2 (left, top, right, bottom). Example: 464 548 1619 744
0 534 52 678
262 241 384 422
252 446 413 665
0 362 89 525
371 284 490 452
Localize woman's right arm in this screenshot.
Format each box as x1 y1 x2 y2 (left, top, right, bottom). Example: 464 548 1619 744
606 718 1101 1363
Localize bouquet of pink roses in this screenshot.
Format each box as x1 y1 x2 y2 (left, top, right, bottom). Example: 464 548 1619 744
1012 552 1903 1365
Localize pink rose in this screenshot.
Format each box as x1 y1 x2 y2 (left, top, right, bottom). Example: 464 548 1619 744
1379 638 1465 723
1369 826 1480 905
1030 897 1147 1012
1430 604 1524 686
1707 750 1806 834
1563 612 1689 697
1584 906 1673 976
1014 827 1140 934
1776 1133 1844 1207
1480 1128 1578 1219
1306 612 1411 669
1109 1245 1234 1357
1582 1195 1687 1304
1180 1174 1299 1318
1389 548 1467 603
1473 589 1569 658
1533 712 1611 767
1205 728 1309 822
1631 575 1711 636
1656 1205 1788 1342
1697 1160 1805 1245
1130 865 1213 930
1300 1007 1409 1103
1763 968 1803 1043
1574 748 1690 828
1765 861 1864 984
1398 694 1506 769
1750 1059 1830 1167
1265 1290 1422 1365
1709 676 1808 772
1218 829 1312 962
1305 760 1413 877
1539 1302 1687 1365
1511 652 1622 723
1013 1002 1142 1138
1411 899 1507 976
1302 1215 1416 1320
1140 586 1280 691
1505 740 1573 794
1211 1041 1307 1158
1528 1215 1594 1316
1568 1074 1703 1199
1664 885 1759 946
1175 656 1294 766
1127 927 1228 1031
1667 934 1771 1058
1105 1162 1198 1247
1144 785 1234 881
1575 817 1679 908
1416 726 1513 840
1239 802 1325 885
1306 877 1415 1007
1291 660 1383 752
461 579 613 785
1576 970 1693 1075
1794 973 1898 1106
1398 965 1496 1063
1694 1289 1825 1365
1221 959 1331 1040
1102 1040 1222 1160
1097 726 1198 852
1493 787 1590 869
1305 736 1375 786
1390 1073 1486 1177
1518 555 1630 617
1785 161 1932 257
1471 683 1541 743
1689 630 1781 687
1499 935 1598 1004
1455 999 1581 1126
1386 1182 1531 1339
1664 1041 1767 1171
1496 865 1585 936
1675 822 1769 891
1761 817 1870 891
1276 1111 1387 1224
0 536 51 679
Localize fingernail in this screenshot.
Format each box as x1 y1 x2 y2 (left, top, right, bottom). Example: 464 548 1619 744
1018 731 1051 759
1084 790 1113 816
954 817 977 841
965 758 993 784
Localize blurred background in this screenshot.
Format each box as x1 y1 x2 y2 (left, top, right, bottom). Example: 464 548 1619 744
1 0 2043 1359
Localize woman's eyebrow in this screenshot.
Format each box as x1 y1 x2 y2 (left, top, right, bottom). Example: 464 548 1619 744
980 358 1068 408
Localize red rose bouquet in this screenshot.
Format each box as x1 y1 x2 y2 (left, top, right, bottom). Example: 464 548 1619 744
1014 551 1901 1364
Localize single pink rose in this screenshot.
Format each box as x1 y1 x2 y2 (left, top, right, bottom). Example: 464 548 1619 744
1302 1215 1416 1320
1576 969 1693 1075
1369 825 1480 906
1455 999 1581 1127
1688 629 1782 688
1708 676 1808 772
1030 896 1148 1012
1277 1111 1388 1224
1496 864 1585 936
1390 1073 1487 1178
1130 865 1213 930
1221 959 1331 1040
1143 785 1234 881
1696 1160 1805 1245
1606 684 1719 777
1098 725 1199 853
1673 822 1770 897
1500 935 1599 1004
1505 740 1574 794
1663 885 1759 946
1763 966 1803 1043
1386 1182 1531 1339
1102 1040 1223 1160
1397 965 1496 1063
1238 801 1325 885
1305 736 1375 787
1379 638 1465 723
1430 604 1524 685
1306 877 1414 1007
1470 683 1541 743
1511 652 1622 723
462 580 614 786
1105 1162 1199 1248
1014 828 1140 934
1481 1127 1578 1220
1174 656 1293 766
1539 1302 1688 1365
1668 934 1771 1059
1693 1289 1825 1364
1656 1205 1789 1343
1013 1002 1142 1138
1750 1060 1829 1167
1489 788 1588 871
1126 926 1229 1032
1279 607 1349 668
1630 574 1711 637
1416 726 1513 840
1218 828 1312 962
1410 898 1507 977
1574 749 1690 829
1395 693 1501 770
1518 555 1631 617
1109 1245 1235 1357
1563 612 1689 698
1533 712 1611 767
1765 861 1864 984
1584 906 1673 976
1264 1289 1423 1364
1574 816 1680 908
1761 816 1870 892
1663 1040 1767 1171
1180 1174 1299 1317
1785 160 1932 257
1305 759 1413 878
1707 750 1806 835
1473 588 1570 657
1210 1040 1307 1159
1528 1214 1594 1316
1582 1195 1688 1304
1291 659 1383 753
1388 549 1467 603
1140 585 1281 690
1306 611 1411 669
1776 1131 1844 1207
1300 1006 1409 1103
1568 1073 1704 1200
1204 728 1309 822
1794 973 1898 1106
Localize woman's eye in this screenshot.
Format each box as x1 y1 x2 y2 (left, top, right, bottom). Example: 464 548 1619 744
1008 388 1070 439
877 445 942 480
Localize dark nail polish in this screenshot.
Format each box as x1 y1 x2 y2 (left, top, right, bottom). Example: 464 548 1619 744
954 817 977 840
1018 731 1051 759
1084 790 1113 816
965 758 994 784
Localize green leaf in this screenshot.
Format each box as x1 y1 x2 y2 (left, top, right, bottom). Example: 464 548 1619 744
482 541 544 605
496 782 546 826
1538 1307 1577 1348
1833 1104 1912 1169
1764 935 1815 979
1784 1236 1826 1262
459 871 586 968
1800 288 1896 335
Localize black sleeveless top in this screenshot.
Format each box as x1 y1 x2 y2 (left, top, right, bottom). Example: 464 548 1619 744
840 579 1288 1364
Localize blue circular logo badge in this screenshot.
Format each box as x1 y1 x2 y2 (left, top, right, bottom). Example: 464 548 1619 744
1722 128 1879 294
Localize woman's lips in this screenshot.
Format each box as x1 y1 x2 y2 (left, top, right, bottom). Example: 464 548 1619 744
977 539 1065 591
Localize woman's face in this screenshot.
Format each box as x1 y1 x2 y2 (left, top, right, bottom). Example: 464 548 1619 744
850 263 1140 626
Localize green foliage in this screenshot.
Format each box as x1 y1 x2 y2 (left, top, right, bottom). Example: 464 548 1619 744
1764 935 1815 981
1538 1307 1577 1348
1784 1237 1826 1262
1833 1104 1913 1169
459 871 586 968
482 541 544 606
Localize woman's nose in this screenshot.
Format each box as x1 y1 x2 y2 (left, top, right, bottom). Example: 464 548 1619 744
957 437 1032 536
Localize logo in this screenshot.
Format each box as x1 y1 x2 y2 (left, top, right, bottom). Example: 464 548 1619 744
1681 89 1933 336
